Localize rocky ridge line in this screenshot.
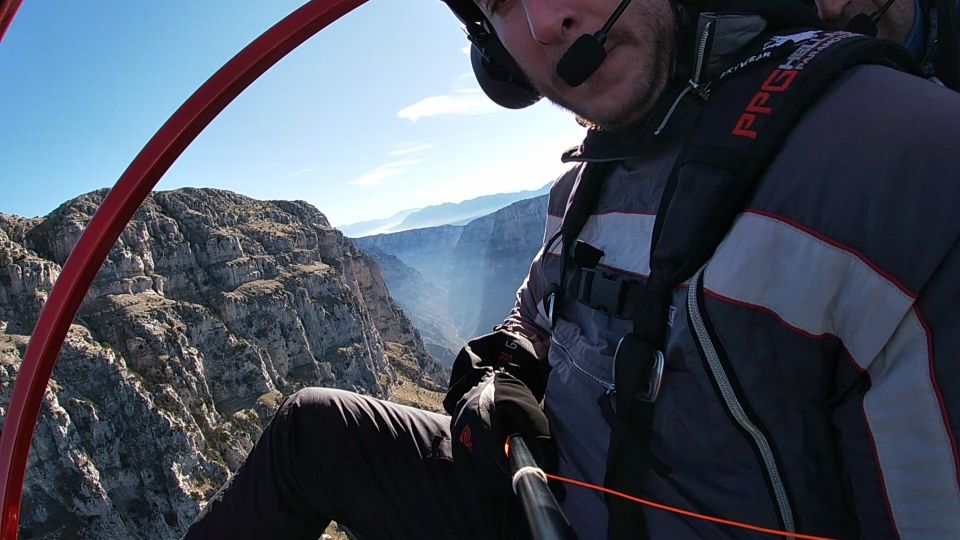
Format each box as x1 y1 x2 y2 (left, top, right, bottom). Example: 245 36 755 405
0 188 445 539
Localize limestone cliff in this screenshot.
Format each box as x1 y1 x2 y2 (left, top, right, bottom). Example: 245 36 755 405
354 194 548 346
448 195 548 338
353 225 463 288
360 246 459 367
0 188 444 539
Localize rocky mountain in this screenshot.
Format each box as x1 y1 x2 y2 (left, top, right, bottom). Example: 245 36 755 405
359 247 460 367
392 184 551 233
354 225 463 288
340 183 551 237
449 195 549 338
354 194 549 351
0 188 445 539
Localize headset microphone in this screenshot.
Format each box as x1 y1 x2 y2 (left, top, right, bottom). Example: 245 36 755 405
844 0 897 37
556 0 633 87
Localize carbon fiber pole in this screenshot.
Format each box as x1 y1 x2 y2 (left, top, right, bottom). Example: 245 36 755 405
507 435 578 540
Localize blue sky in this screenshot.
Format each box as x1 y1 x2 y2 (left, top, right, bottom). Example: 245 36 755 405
0 1 585 226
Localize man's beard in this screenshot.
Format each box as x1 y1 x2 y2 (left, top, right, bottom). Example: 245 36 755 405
537 6 676 131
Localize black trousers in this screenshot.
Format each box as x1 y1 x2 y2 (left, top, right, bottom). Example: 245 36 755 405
183 388 525 539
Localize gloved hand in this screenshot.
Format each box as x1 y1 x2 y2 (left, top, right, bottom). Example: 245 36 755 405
444 330 555 475
444 329 549 411
444 331 561 535
449 370 557 476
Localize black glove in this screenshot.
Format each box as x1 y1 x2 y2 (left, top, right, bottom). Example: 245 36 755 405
445 331 562 536
444 329 549 413
449 370 557 475
444 329 553 468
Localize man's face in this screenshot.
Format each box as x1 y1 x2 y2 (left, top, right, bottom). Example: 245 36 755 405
815 0 917 44
476 0 677 130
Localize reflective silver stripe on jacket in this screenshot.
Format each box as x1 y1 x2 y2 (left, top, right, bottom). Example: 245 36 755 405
688 266 796 533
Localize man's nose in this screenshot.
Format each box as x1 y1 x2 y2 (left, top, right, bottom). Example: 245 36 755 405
523 0 579 45
816 0 849 22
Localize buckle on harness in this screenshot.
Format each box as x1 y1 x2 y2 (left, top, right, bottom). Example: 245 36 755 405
614 333 665 403
543 284 560 328
644 350 664 402
578 268 624 315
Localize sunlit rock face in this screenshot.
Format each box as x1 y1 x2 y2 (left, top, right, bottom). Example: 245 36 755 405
359 245 461 367
0 188 444 539
355 194 549 355
447 195 549 339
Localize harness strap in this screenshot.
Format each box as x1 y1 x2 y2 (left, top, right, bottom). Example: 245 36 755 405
565 267 644 320
600 30 918 539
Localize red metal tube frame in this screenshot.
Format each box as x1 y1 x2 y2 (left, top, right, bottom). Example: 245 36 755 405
0 1 367 537
0 0 23 43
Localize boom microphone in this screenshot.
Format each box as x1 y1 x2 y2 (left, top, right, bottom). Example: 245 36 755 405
556 0 633 87
844 0 897 37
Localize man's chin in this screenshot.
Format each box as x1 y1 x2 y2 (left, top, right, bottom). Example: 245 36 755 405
551 98 646 131
567 87 655 130
538 49 667 130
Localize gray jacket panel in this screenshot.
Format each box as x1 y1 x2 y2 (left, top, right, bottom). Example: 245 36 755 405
505 62 960 539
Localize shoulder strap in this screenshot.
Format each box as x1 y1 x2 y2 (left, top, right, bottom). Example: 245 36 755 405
542 160 616 329
607 30 920 540
640 30 919 345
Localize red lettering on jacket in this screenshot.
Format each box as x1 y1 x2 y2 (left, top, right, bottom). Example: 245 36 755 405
746 92 772 114
732 114 759 140
761 68 799 92
732 68 799 140
459 425 474 452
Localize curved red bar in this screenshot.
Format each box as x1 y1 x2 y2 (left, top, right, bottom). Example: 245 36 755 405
0 0 23 43
0 1 367 537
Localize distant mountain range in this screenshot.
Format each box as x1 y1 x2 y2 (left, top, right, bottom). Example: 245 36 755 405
337 208 422 238
340 183 552 237
353 194 550 363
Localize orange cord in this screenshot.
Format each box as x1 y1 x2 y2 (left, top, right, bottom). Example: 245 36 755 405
544 473 837 540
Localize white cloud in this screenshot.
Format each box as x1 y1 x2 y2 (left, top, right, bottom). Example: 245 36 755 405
397 91 498 122
347 159 421 187
387 143 434 156
422 132 584 204
453 72 480 93
287 167 317 177
462 44 471 55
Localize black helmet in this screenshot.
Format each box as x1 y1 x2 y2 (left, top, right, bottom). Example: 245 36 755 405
440 0 821 110
441 0 542 109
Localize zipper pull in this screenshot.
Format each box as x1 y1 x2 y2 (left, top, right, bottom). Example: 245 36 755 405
689 19 716 99
654 18 715 136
